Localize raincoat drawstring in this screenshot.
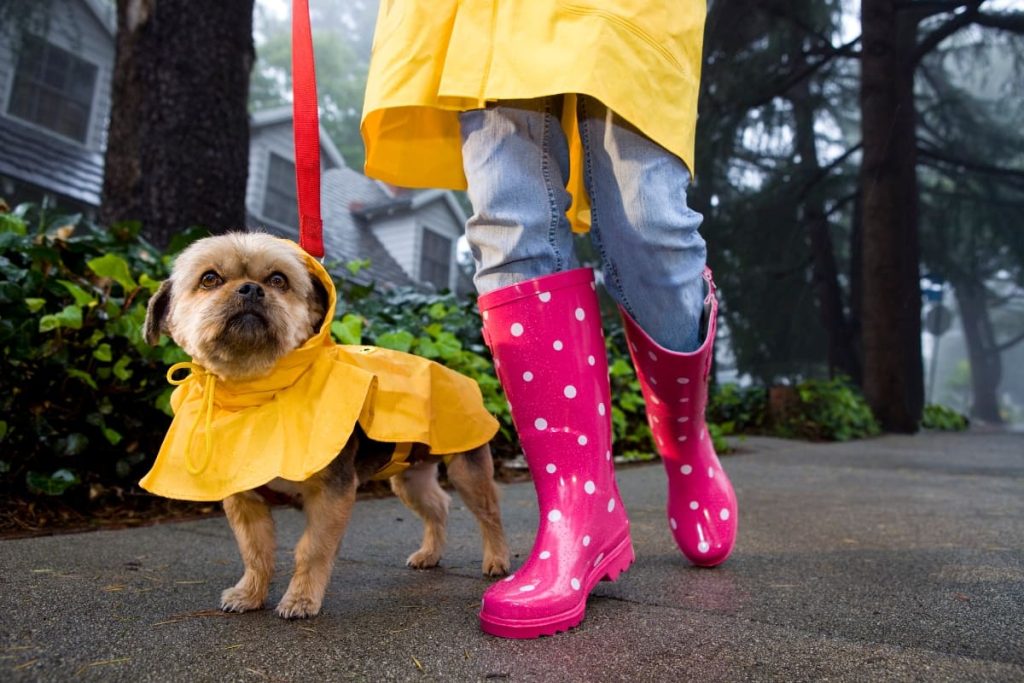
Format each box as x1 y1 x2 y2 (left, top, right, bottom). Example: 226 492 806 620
167 362 216 476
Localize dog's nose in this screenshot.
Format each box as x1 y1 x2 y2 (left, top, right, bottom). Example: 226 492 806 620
236 282 265 301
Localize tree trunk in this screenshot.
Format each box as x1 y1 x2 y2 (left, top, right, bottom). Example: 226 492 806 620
859 0 924 432
790 87 861 383
101 0 255 247
951 278 1003 423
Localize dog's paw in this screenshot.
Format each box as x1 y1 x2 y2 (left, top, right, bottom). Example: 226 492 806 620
275 592 321 619
406 549 442 570
482 552 511 577
220 586 265 613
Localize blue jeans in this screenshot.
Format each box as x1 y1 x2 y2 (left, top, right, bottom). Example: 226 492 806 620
460 96 707 353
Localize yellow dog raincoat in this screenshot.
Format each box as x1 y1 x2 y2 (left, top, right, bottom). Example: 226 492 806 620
140 242 499 502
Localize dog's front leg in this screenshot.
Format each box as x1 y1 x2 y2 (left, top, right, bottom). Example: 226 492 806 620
276 477 356 619
221 491 276 612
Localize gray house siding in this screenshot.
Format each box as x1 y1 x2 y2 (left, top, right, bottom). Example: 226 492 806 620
0 0 114 152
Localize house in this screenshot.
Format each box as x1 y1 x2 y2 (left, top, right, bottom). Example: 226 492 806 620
0 0 469 292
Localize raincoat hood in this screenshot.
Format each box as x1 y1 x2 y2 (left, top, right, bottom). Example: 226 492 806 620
140 241 499 502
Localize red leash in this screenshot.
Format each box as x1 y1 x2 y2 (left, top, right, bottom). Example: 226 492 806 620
291 0 324 257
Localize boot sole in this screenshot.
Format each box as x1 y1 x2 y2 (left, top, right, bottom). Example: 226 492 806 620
479 534 635 639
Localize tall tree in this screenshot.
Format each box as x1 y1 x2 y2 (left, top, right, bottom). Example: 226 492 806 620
859 0 1024 431
100 0 255 247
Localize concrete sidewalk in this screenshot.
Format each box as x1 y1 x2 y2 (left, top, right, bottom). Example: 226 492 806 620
1 431 1022 682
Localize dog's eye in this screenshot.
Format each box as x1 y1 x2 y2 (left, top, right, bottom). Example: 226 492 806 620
266 272 289 290
199 271 223 289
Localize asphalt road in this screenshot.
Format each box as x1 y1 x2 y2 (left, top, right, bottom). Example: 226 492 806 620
2 431 1022 682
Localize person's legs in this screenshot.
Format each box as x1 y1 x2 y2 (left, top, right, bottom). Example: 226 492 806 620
460 99 633 638
578 96 737 566
576 96 706 353
459 98 579 294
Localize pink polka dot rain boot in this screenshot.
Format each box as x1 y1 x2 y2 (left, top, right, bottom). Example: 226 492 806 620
477 268 634 638
620 268 737 567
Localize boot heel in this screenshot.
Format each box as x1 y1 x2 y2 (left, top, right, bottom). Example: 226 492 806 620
597 537 635 583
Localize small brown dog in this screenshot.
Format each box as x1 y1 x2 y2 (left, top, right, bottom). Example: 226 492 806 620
144 233 509 618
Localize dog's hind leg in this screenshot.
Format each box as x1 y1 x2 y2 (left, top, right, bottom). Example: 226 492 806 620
276 472 358 619
446 445 511 577
390 461 450 569
221 491 276 612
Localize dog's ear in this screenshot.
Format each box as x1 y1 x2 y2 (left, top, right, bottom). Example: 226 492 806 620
144 279 173 345
308 273 330 331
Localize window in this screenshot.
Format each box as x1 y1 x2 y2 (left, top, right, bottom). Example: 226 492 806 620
262 153 299 227
8 35 98 143
420 227 452 289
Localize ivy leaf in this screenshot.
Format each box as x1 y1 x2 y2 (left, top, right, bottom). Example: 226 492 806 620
138 273 163 294
375 330 415 353
24 297 46 313
102 427 123 445
432 331 462 360
113 356 133 381
26 469 79 496
93 343 113 362
346 258 371 276
88 253 137 291
331 314 363 345
428 302 448 319
0 213 27 235
58 280 96 307
67 368 98 389
39 305 83 332
416 336 439 359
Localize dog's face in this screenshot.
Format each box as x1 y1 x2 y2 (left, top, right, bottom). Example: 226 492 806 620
145 233 329 381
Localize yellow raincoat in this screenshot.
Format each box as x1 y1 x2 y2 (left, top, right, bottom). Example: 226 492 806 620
361 0 706 231
140 241 499 502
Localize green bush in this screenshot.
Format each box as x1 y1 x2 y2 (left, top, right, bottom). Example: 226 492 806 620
783 377 881 441
0 203 200 501
708 383 767 436
921 404 969 431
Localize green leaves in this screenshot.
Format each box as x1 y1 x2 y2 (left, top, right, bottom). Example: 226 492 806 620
331 314 363 345
39 304 83 332
87 253 137 291
26 469 79 496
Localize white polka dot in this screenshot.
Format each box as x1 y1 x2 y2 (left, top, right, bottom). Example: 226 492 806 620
539 551 551 560
538 292 551 302
698 542 710 553
650 377 658 385
584 481 596 494
677 377 690 384
680 397 690 403
605 450 611 461
700 429 706 440
681 464 693 475
689 501 699 510
523 371 534 382
553 340 564 351
670 517 678 530
545 463 556 474
510 322 524 337
519 584 536 592
652 396 661 405
583 535 591 546
535 418 548 430
483 311 489 320
578 435 588 446
494 359 500 369
608 498 616 512
678 416 689 423
504 573 516 582
598 403 606 416
594 553 605 567
652 416 660 424
648 351 658 361
630 343 638 353
587 355 596 366
548 509 562 522
656 435 664 446
708 467 715 478
563 385 577 399
720 509 730 521
677 435 688 442
575 307 585 321
571 578 581 590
